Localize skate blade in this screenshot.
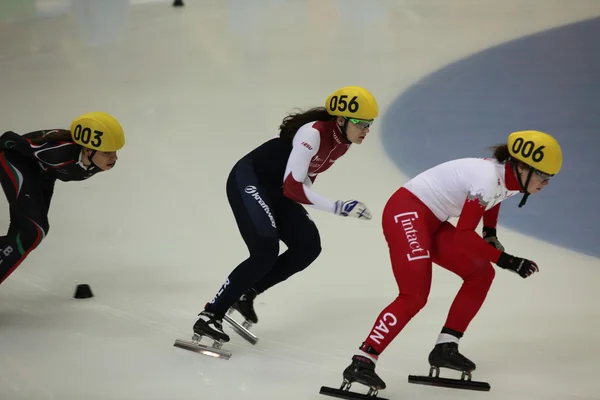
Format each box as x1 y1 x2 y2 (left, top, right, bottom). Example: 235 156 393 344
319 386 388 400
224 314 259 345
173 339 232 360
408 374 490 391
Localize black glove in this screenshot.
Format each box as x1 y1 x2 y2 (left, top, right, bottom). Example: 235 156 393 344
496 252 539 278
482 227 504 251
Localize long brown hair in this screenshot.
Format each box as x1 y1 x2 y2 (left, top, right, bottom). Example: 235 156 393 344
279 107 334 144
27 129 73 145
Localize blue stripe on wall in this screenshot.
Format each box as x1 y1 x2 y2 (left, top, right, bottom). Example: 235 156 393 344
381 17 600 258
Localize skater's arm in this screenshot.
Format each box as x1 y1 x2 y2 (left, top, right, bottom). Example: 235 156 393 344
282 126 337 213
0 131 33 153
0 130 78 170
482 203 500 228
481 203 503 245
304 175 315 187
0 131 46 162
454 192 503 264
29 141 79 170
482 203 500 230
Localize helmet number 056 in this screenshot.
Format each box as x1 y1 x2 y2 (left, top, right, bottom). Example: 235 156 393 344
73 124 104 148
329 95 359 113
511 138 545 162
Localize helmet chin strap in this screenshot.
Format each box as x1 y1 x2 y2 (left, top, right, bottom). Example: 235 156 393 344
86 149 99 170
337 118 351 142
514 163 534 208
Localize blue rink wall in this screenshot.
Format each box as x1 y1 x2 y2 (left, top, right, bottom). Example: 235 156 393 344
381 17 600 258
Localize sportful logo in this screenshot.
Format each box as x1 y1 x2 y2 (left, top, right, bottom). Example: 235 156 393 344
245 185 277 228
394 211 430 261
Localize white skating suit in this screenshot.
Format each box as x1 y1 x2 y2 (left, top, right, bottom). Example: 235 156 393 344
402 157 522 263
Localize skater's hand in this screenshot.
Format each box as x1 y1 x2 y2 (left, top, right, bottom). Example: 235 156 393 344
496 252 539 278
334 199 372 220
482 227 505 251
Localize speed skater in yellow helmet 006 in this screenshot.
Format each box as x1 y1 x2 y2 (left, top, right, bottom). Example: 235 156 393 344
507 130 562 176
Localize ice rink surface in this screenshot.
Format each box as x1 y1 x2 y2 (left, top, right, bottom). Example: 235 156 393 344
0 1 599 399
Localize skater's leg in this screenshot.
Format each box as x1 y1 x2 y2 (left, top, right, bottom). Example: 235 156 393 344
359 189 441 357
423 222 496 373
252 199 321 294
194 159 280 342
432 222 496 341
342 188 442 391
205 159 280 318
230 199 320 324
0 152 51 285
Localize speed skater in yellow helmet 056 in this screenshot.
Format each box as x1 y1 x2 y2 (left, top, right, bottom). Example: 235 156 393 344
180 86 379 356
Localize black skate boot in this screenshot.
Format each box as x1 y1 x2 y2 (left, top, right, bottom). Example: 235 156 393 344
343 355 386 390
173 310 232 359
231 288 258 324
320 355 387 400
408 342 490 391
428 342 476 373
193 310 230 343
224 289 259 345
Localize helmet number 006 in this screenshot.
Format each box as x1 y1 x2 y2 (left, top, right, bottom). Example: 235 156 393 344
512 138 545 162
329 95 359 113
73 124 104 148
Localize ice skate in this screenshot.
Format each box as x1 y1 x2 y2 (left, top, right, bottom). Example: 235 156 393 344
320 355 388 400
225 290 259 345
408 342 490 391
173 311 232 360
231 288 258 324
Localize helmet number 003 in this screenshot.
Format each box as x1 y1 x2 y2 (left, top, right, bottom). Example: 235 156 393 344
73 124 104 148
512 138 545 162
329 95 359 113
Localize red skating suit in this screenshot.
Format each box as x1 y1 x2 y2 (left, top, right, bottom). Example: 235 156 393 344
281 120 351 212
362 157 523 355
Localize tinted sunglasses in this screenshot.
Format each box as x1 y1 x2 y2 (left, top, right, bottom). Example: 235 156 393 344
346 117 374 129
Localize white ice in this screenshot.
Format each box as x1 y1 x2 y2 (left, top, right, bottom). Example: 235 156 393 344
0 1 599 399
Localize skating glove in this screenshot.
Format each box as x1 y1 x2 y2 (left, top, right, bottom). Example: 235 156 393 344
482 227 505 251
334 199 372 220
496 252 539 278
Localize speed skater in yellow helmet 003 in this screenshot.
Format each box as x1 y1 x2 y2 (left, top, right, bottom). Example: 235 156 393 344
70 111 125 152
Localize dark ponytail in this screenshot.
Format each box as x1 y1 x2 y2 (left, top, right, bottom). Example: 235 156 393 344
489 143 511 163
279 107 334 145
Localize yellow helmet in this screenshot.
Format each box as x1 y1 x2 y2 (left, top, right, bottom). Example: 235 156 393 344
507 130 562 175
70 112 125 152
325 86 379 120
